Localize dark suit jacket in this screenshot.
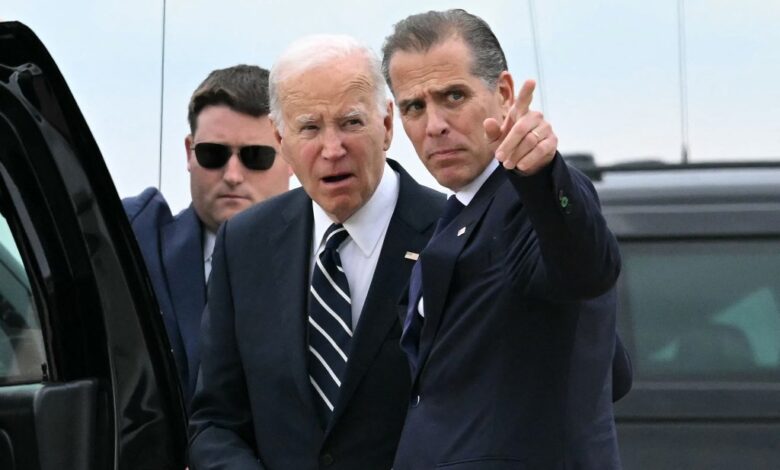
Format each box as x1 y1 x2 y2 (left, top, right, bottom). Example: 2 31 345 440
188 160 445 469
394 155 624 469
123 187 206 407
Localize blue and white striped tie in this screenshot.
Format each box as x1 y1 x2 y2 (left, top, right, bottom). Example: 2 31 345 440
308 223 352 427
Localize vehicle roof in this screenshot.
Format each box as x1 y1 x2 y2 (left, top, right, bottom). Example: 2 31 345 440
595 166 780 206
589 164 780 238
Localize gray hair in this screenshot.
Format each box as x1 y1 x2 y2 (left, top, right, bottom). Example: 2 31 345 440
269 34 388 132
381 9 508 93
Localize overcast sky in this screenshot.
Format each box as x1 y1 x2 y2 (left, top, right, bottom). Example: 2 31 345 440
6 0 780 212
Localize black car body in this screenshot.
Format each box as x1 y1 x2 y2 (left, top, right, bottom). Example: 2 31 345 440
0 22 186 469
595 163 780 469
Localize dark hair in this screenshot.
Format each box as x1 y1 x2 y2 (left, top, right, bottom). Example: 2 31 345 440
187 64 270 134
381 9 508 92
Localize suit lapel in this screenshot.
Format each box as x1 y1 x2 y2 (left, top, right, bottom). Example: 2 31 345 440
414 168 506 382
160 207 206 386
269 191 319 420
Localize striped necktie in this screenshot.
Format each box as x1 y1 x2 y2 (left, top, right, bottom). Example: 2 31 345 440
308 223 352 427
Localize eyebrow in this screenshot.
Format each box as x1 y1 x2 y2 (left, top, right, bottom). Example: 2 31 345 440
341 108 365 120
397 97 418 110
294 114 318 125
397 84 465 110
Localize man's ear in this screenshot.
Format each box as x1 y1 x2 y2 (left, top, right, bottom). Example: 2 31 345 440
185 134 194 172
383 100 394 151
496 71 515 113
272 121 294 171
271 115 283 146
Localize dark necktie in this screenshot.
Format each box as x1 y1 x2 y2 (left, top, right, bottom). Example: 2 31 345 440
433 194 466 237
308 223 352 427
401 195 465 374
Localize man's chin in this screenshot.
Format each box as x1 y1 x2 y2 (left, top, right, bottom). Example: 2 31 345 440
215 205 249 224
317 197 361 223
432 169 469 192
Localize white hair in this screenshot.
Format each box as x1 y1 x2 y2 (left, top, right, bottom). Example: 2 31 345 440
269 34 388 132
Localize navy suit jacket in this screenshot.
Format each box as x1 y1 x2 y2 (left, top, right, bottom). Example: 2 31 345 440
395 155 624 469
188 160 445 469
123 187 206 407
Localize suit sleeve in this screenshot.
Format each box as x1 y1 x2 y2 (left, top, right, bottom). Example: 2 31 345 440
122 187 163 223
612 334 633 401
507 152 621 299
188 222 265 469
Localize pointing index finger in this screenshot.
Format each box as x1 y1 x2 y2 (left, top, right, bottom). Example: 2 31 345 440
515 79 536 116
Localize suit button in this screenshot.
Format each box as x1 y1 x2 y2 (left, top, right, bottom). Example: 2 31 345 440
411 394 421 407
320 453 334 466
558 190 572 214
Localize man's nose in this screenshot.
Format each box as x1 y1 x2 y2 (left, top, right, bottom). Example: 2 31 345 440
426 105 449 137
222 152 245 185
321 128 347 160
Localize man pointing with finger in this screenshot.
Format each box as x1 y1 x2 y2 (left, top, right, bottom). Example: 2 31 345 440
383 9 626 469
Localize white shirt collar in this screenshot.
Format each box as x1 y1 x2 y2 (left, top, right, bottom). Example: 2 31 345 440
452 159 499 206
312 161 400 256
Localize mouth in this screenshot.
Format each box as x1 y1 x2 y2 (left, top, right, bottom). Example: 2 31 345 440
428 148 464 159
322 173 353 184
218 194 247 200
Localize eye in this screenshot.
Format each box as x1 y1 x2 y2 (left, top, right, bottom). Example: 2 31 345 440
344 117 364 128
446 90 465 103
300 123 319 133
402 100 425 116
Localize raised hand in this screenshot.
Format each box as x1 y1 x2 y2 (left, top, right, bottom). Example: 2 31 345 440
483 79 558 175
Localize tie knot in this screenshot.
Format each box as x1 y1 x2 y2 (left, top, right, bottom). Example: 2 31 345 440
323 223 349 251
440 195 465 226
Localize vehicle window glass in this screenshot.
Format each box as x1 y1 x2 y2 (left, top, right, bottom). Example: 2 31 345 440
0 213 45 384
618 239 780 381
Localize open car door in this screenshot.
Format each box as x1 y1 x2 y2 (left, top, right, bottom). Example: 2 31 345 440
0 21 187 469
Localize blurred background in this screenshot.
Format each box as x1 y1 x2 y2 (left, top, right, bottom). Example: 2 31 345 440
5 0 780 212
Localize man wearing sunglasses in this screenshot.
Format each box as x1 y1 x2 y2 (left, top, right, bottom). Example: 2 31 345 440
189 35 445 469
123 65 291 409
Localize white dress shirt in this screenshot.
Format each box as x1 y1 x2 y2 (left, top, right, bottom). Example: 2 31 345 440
310 162 400 329
451 159 499 206
203 229 217 282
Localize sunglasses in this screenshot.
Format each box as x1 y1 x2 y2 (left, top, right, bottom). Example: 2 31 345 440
191 143 276 171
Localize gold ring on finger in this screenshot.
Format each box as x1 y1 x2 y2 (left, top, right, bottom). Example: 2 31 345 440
530 129 542 140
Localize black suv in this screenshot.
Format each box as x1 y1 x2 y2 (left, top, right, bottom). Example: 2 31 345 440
0 22 186 469
593 163 780 469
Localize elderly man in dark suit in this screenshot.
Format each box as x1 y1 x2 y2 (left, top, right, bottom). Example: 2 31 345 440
123 65 291 407
188 34 445 469
383 9 627 469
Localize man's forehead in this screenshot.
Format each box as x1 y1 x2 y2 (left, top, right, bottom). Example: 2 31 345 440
193 106 274 138
390 41 476 92
280 73 376 116
280 56 375 97
284 77 373 99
